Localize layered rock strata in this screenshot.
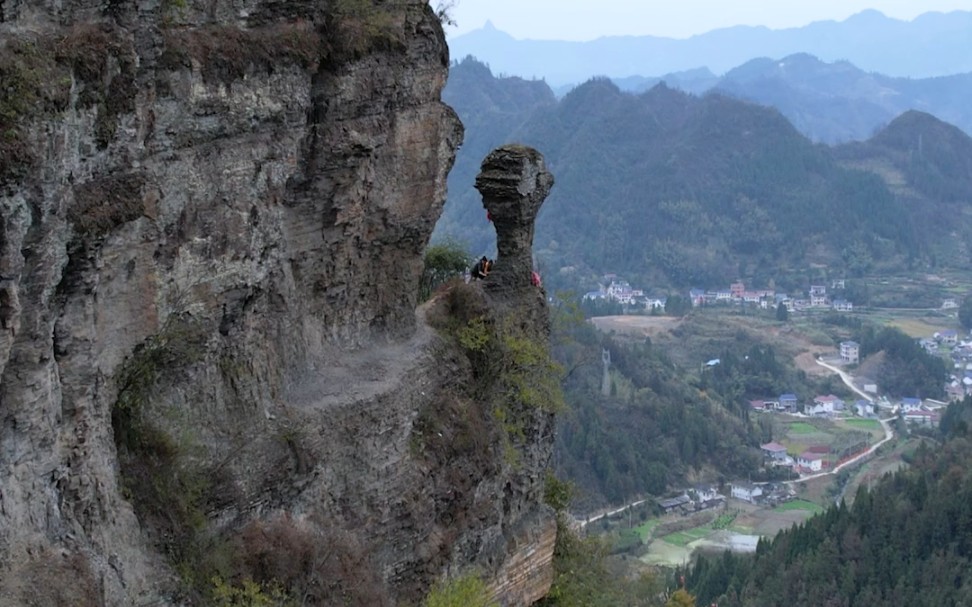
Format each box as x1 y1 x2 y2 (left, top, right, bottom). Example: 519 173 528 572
0 1 555 605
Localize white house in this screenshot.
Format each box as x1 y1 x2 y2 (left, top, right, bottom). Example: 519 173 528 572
810 293 828 307
808 395 842 417
840 341 860 364
832 299 853 312
900 397 922 412
797 451 824 472
903 409 939 427
730 482 763 503
854 400 875 417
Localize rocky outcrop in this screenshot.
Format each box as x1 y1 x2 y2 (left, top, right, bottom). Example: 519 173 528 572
0 1 556 605
476 145 554 293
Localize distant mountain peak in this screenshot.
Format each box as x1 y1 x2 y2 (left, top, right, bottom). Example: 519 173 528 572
847 8 889 21
449 10 972 85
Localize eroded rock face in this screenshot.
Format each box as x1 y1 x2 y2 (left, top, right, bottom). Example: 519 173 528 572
475 145 554 295
0 1 553 605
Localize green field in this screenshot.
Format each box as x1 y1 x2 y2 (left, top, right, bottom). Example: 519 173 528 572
773 499 825 514
660 525 712 547
633 519 662 541
786 422 817 434
841 419 881 430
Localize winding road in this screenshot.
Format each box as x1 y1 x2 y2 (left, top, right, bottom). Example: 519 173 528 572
575 356 899 525
785 358 896 484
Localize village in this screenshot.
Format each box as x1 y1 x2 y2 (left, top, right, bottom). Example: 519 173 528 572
579 272 972 567
583 276 857 313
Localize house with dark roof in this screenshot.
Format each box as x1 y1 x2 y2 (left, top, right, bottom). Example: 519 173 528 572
761 442 788 461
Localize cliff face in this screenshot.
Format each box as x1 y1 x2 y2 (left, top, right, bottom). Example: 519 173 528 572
0 1 554 605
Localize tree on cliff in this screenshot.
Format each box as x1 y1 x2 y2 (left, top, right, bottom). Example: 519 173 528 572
421 239 471 299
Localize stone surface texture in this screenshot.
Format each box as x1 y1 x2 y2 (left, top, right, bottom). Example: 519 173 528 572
0 1 555 605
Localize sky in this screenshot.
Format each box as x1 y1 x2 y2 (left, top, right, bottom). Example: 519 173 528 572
443 0 972 40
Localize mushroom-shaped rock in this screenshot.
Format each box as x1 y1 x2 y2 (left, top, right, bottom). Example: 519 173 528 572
474 145 554 293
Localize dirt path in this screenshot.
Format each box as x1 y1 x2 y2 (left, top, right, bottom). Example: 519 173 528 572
285 303 437 409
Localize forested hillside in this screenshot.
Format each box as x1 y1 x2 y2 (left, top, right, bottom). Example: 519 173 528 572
549 306 848 510
688 396 972 606
438 59 972 291
551 313 761 510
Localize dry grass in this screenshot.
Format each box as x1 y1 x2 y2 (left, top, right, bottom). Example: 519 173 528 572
160 22 321 83
70 172 145 238
588 315 682 340
1 548 100 606
226 515 391 606
886 317 953 338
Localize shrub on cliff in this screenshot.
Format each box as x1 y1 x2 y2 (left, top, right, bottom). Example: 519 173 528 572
421 239 472 300
423 574 496 607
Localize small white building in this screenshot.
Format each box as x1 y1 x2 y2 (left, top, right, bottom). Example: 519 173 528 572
840 341 860 364
730 482 763 503
855 400 875 417
797 452 824 472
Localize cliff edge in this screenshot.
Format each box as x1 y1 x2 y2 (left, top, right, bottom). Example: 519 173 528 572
0 1 554 604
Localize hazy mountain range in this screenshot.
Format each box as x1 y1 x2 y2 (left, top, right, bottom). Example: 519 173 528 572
449 10 972 86
617 53 972 144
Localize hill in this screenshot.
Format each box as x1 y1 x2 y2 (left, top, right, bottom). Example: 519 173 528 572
688 397 972 606
710 54 972 144
437 60 972 291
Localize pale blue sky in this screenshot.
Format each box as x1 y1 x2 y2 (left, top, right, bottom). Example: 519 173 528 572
444 0 972 40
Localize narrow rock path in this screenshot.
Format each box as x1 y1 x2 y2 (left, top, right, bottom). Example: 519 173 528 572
286 302 437 409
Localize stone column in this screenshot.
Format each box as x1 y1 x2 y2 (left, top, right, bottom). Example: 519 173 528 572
474 145 554 293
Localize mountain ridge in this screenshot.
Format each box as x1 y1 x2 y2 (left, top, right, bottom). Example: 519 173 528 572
437 59 972 290
449 10 972 86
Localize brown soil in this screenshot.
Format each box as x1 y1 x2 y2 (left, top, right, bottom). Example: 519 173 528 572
588 315 682 339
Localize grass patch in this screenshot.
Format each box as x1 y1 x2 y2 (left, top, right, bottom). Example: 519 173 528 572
660 525 712 547
633 519 662 541
773 499 824 514
660 532 695 547
786 422 818 434
841 418 881 431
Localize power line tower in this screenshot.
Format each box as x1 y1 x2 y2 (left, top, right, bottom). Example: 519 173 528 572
601 348 611 397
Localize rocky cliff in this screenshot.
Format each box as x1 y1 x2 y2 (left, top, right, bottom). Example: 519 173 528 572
0 1 555 604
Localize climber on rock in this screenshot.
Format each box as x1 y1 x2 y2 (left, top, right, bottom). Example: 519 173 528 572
471 256 493 280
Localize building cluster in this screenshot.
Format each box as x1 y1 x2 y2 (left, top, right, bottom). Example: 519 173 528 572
655 481 796 512
583 276 858 314
688 280 853 312
728 481 795 506
918 329 972 401
583 275 666 309
749 393 940 427
655 485 726 515
748 393 854 417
